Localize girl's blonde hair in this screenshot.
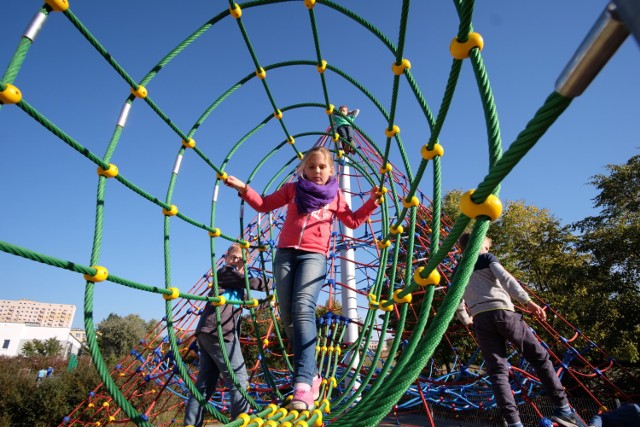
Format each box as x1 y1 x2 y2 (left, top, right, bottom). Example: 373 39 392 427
296 146 336 177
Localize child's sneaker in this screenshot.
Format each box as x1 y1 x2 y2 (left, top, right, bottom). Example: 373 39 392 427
312 375 322 400
551 410 587 427
290 388 315 411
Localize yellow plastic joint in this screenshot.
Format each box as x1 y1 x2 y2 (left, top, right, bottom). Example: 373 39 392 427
379 163 393 174
304 0 316 9
377 239 391 249
336 149 344 159
321 399 331 413
297 152 304 160
295 421 308 427
0 84 22 104
97 164 119 178
267 403 279 415
421 143 444 160
247 298 259 308
330 377 338 387
402 196 420 208
312 410 323 427
287 136 295 145
256 67 266 79
240 240 251 249
162 205 178 216
216 171 228 181
130 85 147 99
84 266 108 283
392 58 411 75
265 421 278 427
385 125 400 138
208 228 221 238
182 138 196 149
325 104 334 115
332 133 340 142
273 109 282 119
230 3 242 19
45 0 69 12
211 296 226 307
390 224 404 235
459 189 503 221
236 413 250 427
450 32 484 60
393 289 412 304
316 59 327 73
258 245 268 252
163 287 180 301
413 266 441 287
379 299 394 312
376 186 388 196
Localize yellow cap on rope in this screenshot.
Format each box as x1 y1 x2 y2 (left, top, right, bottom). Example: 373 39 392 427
130 85 147 99
459 189 502 221
230 3 242 19
413 266 441 287
392 58 411 75
402 196 420 209
182 138 196 149
393 289 412 304
162 205 178 216
162 287 180 301
450 32 484 60
379 163 393 174
325 104 334 115
385 125 400 138
0 84 22 104
208 228 221 238
316 59 327 73
44 0 69 12
84 266 108 283
421 143 444 160
97 164 119 178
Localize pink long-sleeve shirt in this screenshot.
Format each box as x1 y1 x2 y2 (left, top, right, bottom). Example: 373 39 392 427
241 182 378 256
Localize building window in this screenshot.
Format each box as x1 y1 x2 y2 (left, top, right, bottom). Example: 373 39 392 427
2 340 9 349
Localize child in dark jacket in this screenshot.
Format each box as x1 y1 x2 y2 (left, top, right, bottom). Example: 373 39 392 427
184 243 271 426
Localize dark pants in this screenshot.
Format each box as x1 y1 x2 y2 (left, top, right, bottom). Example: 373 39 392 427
474 310 568 425
336 125 356 154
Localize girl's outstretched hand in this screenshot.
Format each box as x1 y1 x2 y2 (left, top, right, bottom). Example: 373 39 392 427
370 186 382 205
225 175 248 195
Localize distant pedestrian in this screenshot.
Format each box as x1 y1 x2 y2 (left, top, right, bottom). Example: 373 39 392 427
46 367 54 377
36 368 47 384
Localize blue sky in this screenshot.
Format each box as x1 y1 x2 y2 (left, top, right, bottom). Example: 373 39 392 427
1 1 638 329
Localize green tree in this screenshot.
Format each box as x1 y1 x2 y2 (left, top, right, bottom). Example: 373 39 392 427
572 153 640 362
96 313 157 359
20 337 65 357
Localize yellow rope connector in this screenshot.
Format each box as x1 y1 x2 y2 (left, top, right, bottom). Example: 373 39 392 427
450 32 484 60
336 149 344 158
44 0 69 12
393 289 412 304
297 152 304 160
182 138 196 149
288 410 299 419
84 266 108 283
211 296 226 307
312 410 323 427
264 421 278 427
0 84 22 104
413 266 441 287
379 163 393 174
304 0 316 9
253 419 265 427
130 85 147 99
239 240 250 249
162 287 180 301
267 403 278 416
421 143 444 160
377 239 391 249
385 125 400 138
402 196 420 209
316 59 327 73
208 228 221 238
332 133 340 142
325 104 334 115
162 205 178 216
390 224 404 235
236 413 250 427
376 186 388 196
287 136 295 145
102 401 110 408
247 298 259 308
217 171 228 181
321 399 331 413
230 3 242 19
295 421 308 427
392 58 411 75
368 294 379 309
97 164 119 178
258 245 268 252
379 299 394 312
277 407 288 417
459 189 502 221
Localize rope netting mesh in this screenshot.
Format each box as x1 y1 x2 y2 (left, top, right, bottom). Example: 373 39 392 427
1 1 636 426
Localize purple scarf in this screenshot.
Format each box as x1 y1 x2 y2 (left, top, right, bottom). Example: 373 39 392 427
295 176 339 214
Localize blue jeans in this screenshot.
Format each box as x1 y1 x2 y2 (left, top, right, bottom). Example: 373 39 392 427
184 332 250 426
473 310 568 425
274 248 326 385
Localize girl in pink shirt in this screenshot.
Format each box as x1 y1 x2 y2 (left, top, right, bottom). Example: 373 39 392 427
226 146 379 410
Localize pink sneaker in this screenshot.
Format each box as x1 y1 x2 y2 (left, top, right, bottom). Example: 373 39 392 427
312 375 322 400
291 388 315 411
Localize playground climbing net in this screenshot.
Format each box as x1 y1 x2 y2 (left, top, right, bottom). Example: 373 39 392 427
0 1 637 427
